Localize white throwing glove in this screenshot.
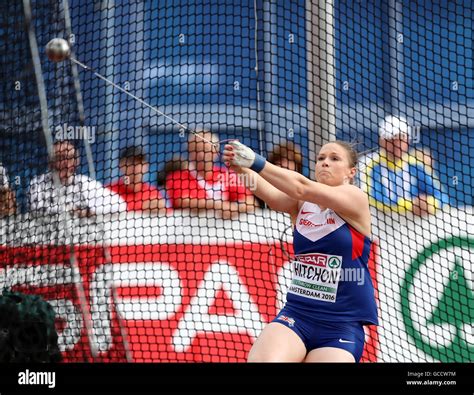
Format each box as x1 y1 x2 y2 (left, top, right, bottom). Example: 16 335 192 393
228 141 267 172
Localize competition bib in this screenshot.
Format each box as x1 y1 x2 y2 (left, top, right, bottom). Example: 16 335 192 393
288 252 343 303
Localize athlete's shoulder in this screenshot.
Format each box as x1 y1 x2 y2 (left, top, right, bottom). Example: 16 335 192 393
339 183 369 201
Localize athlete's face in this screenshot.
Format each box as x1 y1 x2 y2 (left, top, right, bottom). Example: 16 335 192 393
315 143 356 186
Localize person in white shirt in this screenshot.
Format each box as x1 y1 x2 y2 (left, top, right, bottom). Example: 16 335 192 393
28 141 127 216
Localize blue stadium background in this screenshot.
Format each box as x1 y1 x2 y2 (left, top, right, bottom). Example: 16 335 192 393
1 0 472 210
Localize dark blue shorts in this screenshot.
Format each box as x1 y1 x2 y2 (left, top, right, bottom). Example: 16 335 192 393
272 305 366 362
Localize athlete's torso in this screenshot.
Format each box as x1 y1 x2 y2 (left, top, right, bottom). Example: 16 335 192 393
287 201 379 325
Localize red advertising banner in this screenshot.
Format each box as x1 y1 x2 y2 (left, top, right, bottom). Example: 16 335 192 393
0 243 379 362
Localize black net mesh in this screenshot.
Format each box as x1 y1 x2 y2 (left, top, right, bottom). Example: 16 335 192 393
0 0 472 362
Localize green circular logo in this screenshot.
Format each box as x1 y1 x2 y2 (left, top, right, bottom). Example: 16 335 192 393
400 236 474 362
328 257 341 269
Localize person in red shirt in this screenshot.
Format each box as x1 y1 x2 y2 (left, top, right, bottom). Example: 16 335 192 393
165 130 257 219
107 146 167 214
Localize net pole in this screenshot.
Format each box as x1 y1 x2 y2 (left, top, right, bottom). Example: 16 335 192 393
62 0 133 362
254 0 280 286
100 0 118 182
254 0 265 155
61 0 93 174
389 0 406 117
306 0 337 178
22 0 99 360
262 0 278 149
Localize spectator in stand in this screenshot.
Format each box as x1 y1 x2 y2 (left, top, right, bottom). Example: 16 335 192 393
29 141 127 216
165 130 257 219
107 146 167 214
268 141 303 173
0 163 16 216
413 147 433 169
156 156 187 209
359 115 448 216
157 156 187 187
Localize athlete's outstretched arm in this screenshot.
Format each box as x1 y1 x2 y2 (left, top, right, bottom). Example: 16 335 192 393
223 142 368 221
259 162 367 218
234 167 299 216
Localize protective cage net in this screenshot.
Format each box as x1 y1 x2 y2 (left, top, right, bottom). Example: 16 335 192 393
0 0 472 363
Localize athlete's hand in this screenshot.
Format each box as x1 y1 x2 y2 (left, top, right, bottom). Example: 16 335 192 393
223 141 267 173
222 143 242 173
224 141 256 168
